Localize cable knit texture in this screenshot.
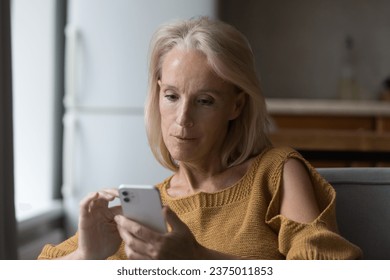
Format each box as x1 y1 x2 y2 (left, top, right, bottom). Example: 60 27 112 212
38 147 362 259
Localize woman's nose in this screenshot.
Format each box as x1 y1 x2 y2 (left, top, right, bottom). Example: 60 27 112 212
176 101 194 127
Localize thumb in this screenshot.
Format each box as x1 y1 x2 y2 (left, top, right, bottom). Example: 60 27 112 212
163 206 187 232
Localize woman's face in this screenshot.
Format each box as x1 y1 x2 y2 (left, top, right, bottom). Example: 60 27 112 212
158 47 244 166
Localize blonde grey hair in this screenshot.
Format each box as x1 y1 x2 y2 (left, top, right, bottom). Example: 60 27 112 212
145 17 271 171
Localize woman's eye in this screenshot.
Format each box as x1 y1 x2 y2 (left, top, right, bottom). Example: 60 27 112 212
197 98 214 106
164 93 178 101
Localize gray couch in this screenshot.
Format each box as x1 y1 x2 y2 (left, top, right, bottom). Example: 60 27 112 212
318 168 390 260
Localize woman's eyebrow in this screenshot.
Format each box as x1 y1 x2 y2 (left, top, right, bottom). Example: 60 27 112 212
197 88 223 96
159 82 223 96
159 83 178 91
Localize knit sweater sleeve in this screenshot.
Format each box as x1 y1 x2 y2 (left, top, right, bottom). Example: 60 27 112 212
37 233 79 259
37 232 126 260
264 149 362 260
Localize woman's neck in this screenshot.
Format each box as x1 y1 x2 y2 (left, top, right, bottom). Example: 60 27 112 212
167 157 255 197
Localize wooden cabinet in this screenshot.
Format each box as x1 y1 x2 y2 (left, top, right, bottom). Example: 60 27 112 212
266 99 390 167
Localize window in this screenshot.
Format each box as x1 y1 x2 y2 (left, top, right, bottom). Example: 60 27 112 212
11 0 64 222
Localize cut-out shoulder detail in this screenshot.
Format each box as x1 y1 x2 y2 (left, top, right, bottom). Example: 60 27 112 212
280 158 321 224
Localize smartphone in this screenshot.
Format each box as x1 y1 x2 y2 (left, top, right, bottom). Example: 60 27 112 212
118 184 167 233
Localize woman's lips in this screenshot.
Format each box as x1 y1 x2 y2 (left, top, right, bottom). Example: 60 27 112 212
173 135 196 141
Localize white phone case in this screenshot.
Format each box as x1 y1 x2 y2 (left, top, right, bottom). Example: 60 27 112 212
118 184 167 233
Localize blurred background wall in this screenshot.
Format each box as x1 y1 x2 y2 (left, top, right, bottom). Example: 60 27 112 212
220 0 390 100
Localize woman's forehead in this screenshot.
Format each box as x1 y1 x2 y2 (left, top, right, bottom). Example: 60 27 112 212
160 48 229 89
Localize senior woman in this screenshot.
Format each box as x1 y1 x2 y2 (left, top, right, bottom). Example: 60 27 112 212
38 17 361 260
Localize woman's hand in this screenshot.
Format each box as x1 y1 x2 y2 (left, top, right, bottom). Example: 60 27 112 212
74 189 123 259
115 206 204 259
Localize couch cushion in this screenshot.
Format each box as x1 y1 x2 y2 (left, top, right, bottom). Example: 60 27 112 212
318 168 390 260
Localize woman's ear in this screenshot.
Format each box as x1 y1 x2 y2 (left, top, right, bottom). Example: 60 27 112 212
229 91 246 120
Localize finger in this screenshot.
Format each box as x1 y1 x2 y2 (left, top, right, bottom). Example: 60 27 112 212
86 191 115 212
163 206 187 232
101 188 119 198
79 192 99 216
124 245 153 260
97 189 117 201
115 215 162 243
117 225 149 256
80 190 118 217
116 223 155 259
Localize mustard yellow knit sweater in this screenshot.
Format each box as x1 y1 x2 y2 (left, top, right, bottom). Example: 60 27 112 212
38 147 362 259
